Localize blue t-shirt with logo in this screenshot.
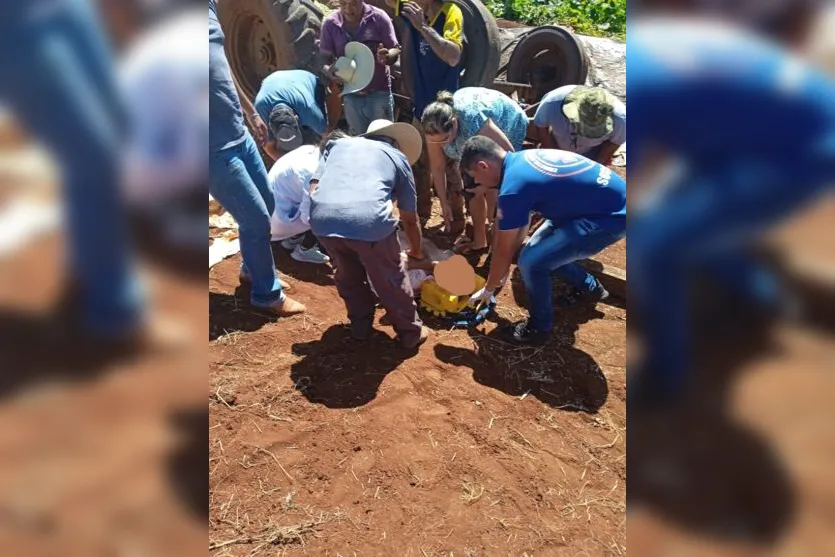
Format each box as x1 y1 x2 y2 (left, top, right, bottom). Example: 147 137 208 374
255 70 326 139
628 17 835 169
497 150 626 232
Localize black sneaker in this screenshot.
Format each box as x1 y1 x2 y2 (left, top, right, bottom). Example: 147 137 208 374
557 282 610 307
509 320 551 346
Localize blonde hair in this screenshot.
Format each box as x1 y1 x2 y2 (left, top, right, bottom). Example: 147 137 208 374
421 90 457 135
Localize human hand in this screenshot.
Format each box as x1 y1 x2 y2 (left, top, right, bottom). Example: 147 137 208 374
325 64 345 85
376 44 389 65
246 112 269 144
469 287 493 307
401 2 424 29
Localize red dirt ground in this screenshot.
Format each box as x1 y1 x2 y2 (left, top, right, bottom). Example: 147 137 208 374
209 200 627 555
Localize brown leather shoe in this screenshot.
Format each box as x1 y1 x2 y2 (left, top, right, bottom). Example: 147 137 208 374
269 296 305 317
239 270 291 291
399 326 429 350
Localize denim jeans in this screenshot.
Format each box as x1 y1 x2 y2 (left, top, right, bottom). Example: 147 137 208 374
209 131 284 307
343 90 393 135
630 155 835 392
518 217 625 333
0 0 142 336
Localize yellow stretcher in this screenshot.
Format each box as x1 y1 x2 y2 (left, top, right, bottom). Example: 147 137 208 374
419 275 487 317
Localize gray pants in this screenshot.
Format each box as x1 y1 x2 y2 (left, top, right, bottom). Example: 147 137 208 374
317 232 423 345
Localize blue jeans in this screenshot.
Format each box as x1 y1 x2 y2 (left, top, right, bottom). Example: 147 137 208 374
209 132 284 307
630 154 835 391
343 90 394 135
518 218 625 333
0 0 142 336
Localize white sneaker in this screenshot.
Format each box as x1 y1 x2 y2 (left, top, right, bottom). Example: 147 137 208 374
281 236 303 250
291 245 330 265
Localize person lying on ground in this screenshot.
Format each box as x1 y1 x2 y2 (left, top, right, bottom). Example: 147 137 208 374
254 69 341 162
398 0 465 232
421 88 528 253
209 0 305 317
532 85 626 166
462 136 626 346
268 143 331 265
309 120 430 349
319 0 400 135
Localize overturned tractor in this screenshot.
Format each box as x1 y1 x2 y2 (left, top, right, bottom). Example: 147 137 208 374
218 0 593 119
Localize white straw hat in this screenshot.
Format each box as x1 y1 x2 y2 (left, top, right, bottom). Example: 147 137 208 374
362 119 423 165
333 42 375 96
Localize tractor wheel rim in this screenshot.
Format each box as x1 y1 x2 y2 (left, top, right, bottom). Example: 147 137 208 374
230 13 279 98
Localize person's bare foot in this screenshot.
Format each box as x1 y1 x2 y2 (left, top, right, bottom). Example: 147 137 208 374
269 296 305 317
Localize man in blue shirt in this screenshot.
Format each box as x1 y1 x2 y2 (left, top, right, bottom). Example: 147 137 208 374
209 0 305 317
254 69 339 161
462 136 626 346
628 15 835 405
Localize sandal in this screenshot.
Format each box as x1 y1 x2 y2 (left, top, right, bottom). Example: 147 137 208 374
453 238 489 255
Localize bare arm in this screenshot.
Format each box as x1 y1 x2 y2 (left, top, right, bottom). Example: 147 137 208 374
427 140 451 224
485 226 528 291
231 70 269 145
400 210 424 259
536 125 558 149
263 141 281 162
402 2 461 67
477 119 515 152
594 140 621 165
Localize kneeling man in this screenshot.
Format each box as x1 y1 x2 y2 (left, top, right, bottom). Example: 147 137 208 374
461 136 626 345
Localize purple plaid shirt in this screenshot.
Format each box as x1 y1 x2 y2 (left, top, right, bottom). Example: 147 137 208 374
319 3 398 94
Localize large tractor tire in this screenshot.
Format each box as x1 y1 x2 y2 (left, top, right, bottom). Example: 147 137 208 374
218 0 324 100
506 25 589 104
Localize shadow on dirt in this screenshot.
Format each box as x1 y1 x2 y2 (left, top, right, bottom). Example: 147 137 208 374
167 405 209 520
0 307 151 399
629 289 798 544
209 289 277 341
289 324 420 409
271 243 336 288
434 302 610 412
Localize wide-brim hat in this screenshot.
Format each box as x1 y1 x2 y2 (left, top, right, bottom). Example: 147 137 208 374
362 119 423 165
333 42 375 96
562 86 616 140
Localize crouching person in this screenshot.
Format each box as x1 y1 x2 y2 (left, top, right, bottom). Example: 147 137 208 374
310 120 430 349
462 136 626 346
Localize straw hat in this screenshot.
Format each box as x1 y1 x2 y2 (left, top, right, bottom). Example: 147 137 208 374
362 119 423 165
333 41 375 96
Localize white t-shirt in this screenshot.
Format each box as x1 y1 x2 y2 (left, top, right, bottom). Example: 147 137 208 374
269 144 322 241
120 9 209 207
533 85 626 156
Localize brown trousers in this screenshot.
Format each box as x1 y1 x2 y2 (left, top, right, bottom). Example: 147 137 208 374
317 232 423 345
412 117 465 227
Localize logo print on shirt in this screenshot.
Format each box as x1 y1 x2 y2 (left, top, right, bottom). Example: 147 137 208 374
523 150 596 178
419 39 430 56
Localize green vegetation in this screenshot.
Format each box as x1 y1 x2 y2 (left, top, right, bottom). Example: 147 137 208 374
485 0 626 40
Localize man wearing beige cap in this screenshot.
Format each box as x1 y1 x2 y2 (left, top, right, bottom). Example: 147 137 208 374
532 85 626 165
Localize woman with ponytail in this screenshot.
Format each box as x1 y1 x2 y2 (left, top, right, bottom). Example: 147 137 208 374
421 87 528 254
